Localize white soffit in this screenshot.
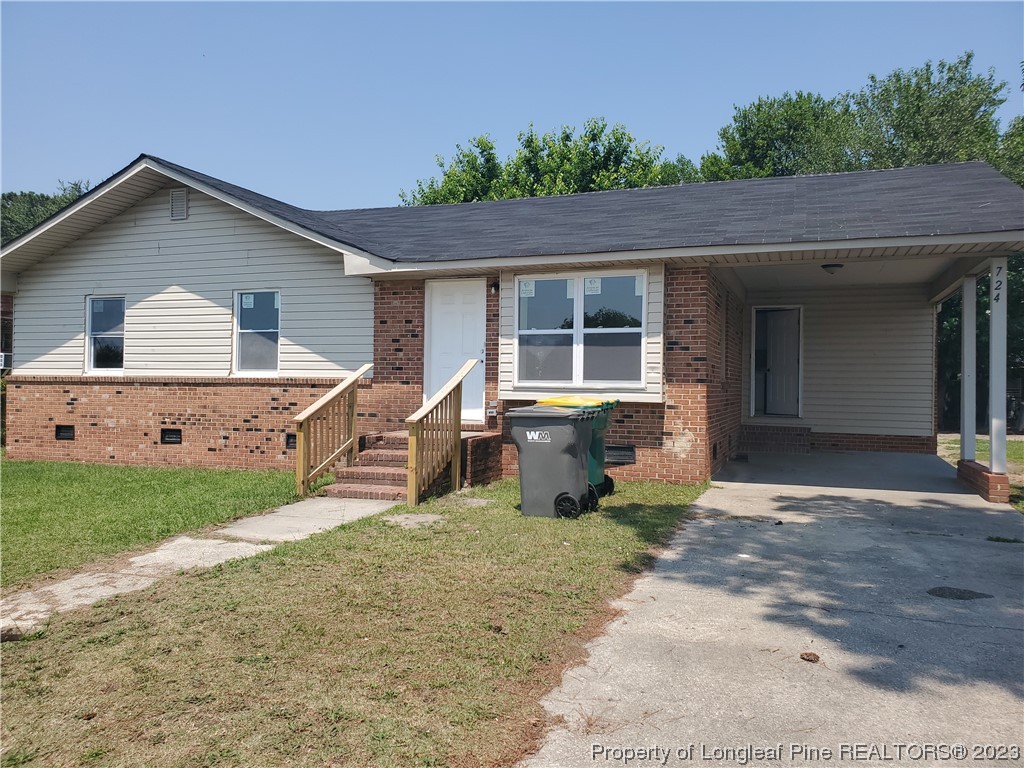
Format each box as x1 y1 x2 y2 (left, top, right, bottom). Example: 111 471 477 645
734 256 957 291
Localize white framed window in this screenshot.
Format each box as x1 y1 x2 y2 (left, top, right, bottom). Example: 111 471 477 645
514 271 645 387
234 290 280 373
86 296 125 372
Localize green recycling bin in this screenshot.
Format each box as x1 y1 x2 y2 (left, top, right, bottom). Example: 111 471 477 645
537 396 619 496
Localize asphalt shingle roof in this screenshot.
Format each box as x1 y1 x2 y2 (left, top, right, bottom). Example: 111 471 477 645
147 156 1024 263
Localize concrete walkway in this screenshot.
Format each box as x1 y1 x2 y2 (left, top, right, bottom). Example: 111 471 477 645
524 452 1024 768
1 496 393 640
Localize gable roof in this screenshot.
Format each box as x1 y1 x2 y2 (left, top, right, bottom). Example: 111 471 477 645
2 154 1022 276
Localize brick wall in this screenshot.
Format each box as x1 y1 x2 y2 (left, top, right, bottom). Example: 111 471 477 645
706 270 744 475
740 424 811 453
4 376 336 467
809 432 937 454
357 279 426 435
957 460 1011 504
739 424 935 455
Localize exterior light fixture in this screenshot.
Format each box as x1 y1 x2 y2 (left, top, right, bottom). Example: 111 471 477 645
821 263 844 275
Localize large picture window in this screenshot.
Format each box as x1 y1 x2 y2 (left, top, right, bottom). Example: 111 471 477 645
516 273 644 386
87 297 125 371
235 290 280 372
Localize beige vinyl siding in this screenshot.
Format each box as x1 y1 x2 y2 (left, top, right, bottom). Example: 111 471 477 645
12 186 372 376
742 286 935 436
497 263 664 401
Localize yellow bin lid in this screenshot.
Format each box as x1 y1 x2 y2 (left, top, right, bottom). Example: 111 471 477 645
537 395 608 407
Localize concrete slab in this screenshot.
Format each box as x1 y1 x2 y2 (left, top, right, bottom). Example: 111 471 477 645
0 536 271 637
216 497 391 542
2 495 397 639
524 452 1024 767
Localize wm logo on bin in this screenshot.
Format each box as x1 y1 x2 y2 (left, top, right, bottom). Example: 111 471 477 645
526 430 552 442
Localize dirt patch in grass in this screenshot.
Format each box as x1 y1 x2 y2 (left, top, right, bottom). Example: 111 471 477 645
0 479 702 767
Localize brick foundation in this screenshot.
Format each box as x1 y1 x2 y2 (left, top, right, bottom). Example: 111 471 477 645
809 432 937 454
957 460 1012 504
4 376 337 468
463 432 503 487
739 424 936 455
740 424 811 453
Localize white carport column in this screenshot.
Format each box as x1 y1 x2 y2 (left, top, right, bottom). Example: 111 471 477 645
960 276 976 462
989 257 1008 474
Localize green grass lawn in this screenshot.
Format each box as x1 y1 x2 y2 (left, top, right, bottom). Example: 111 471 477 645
0 460 298 587
0 479 702 768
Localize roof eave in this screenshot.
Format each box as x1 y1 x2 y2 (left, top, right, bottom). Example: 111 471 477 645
343 230 1024 276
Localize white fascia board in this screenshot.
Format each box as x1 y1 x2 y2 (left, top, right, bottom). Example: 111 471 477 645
0 160 152 258
344 230 1024 277
137 159 385 270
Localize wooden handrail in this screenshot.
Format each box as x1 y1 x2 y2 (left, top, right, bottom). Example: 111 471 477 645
293 363 373 495
406 358 478 506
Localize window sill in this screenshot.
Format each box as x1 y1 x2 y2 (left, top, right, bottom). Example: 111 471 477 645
499 387 664 404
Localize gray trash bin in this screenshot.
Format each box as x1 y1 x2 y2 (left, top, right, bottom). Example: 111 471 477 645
509 405 598 518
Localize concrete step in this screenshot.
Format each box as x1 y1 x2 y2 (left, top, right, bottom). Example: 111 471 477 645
357 448 408 467
322 483 407 502
365 431 409 449
334 465 408 487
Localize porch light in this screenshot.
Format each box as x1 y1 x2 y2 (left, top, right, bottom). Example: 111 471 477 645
821 263 844 275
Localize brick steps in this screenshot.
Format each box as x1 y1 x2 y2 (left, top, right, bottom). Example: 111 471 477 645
322 431 410 502
356 448 408 467
365 431 409 449
334 465 408 487
322 483 406 501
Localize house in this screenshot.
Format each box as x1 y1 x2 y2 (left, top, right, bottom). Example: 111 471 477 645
1 155 1020 503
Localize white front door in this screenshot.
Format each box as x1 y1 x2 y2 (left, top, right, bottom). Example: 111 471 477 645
426 279 486 422
765 308 801 416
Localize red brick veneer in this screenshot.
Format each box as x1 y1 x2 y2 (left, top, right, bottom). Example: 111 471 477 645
4 376 336 467
809 432 937 454
957 460 1011 504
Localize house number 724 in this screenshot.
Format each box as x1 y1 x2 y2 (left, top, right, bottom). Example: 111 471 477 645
993 265 1003 303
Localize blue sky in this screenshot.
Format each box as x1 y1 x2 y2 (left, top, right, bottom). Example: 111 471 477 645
2 2 1022 210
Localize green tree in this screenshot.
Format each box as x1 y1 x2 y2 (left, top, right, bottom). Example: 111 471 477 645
700 52 1019 183
994 115 1024 186
703 92 856 179
1 180 90 245
402 118 695 205
842 52 1006 169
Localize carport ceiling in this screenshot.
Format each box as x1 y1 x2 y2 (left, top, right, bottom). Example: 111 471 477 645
731 256 956 290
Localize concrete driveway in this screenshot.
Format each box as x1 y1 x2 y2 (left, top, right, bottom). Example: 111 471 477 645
524 452 1024 767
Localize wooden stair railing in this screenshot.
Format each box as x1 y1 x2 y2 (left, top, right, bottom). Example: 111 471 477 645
293 363 373 495
406 358 478 506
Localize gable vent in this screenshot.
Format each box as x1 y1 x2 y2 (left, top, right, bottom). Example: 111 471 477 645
169 188 189 220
